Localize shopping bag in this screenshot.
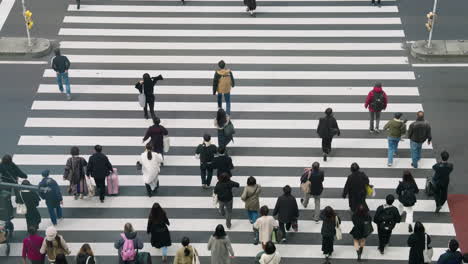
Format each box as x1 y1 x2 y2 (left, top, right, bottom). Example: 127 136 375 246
138 93 146 108
163 136 170 153
212 191 219 208
87 177 96 197
335 216 342 240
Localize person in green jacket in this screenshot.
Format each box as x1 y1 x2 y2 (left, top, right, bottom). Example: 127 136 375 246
383 113 407 167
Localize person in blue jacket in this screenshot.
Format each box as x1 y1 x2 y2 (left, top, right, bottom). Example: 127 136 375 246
38 170 63 225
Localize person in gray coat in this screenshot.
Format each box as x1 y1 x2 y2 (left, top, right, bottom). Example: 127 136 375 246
114 223 143 264
273 185 299 243
207 224 235 264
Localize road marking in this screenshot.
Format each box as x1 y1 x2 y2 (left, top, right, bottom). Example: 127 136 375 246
0 60 48 64
412 64 468 67
0 0 16 31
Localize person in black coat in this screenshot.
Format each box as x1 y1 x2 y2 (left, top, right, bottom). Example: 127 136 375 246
300 162 324 222
320 206 340 263
373 194 401 254
143 117 169 157
273 185 299 243
135 73 164 119
432 151 453 213
147 203 171 262
214 173 240 229
396 170 419 233
408 221 431 264
195 134 218 188
0 154 27 185
86 145 113 203
317 108 340 162
243 0 257 16
212 147 234 179
342 163 369 212
16 180 42 230
350 204 373 262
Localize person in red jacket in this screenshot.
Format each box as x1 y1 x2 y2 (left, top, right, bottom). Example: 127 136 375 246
364 83 388 133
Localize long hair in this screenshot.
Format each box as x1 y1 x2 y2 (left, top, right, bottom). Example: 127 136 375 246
78 243 94 257
216 109 227 127
354 204 369 217
402 170 416 185
142 73 152 91
323 206 336 219
213 224 226 239
1 154 12 165
145 143 153 160
124 223 134 233
181 237 191 257
148 202 166 224
413 221 425 234
46 236 62 250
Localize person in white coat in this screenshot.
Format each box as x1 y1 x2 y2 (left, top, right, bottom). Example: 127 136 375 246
137 143 163 197
253 206 278 247
259 241 281 264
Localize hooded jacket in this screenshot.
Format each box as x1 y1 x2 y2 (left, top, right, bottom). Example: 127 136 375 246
114 231 144 264
365 86 388 112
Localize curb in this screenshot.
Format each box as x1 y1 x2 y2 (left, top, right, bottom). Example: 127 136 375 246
411 40 468 60
0 37 52 58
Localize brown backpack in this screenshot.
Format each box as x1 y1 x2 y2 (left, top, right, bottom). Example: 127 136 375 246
217 69 232 94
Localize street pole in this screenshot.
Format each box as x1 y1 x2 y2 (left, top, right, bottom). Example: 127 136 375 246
21 0 31 47
427 0 438 49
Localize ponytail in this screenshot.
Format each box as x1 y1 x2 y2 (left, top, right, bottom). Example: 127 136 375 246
184 246 190 257
145 143 153 160
147 151 152 160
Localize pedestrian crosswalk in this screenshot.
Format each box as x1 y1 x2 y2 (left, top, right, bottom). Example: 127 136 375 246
3 0 452 263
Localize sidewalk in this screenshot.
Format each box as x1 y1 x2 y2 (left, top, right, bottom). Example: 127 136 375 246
0 37 51 57
411 40 468 60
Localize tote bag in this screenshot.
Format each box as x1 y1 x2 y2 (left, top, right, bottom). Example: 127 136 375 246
335 216 342 240
138 93 146 108
16 191 27 215
423 234 433 263
163 136 170 153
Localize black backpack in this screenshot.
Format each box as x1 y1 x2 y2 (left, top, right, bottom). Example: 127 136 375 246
400 187 416 207
199 144 215 163
380 207 395 230
371 92 385 111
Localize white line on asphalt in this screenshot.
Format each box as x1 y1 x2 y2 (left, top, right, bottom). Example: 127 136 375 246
0 60 48 64
0 0 16 31
412 64 468 67
110 0 397 2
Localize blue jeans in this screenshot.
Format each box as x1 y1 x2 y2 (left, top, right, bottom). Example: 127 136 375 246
56 72 71 94
161 246 168 256
387 137 400 164
217 93 231 115
410 140 423 168
47 204 63 225
247 210 259 224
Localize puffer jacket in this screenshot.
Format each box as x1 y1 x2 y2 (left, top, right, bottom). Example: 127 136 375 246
213 69 235 94
383 118 406 138
364 86 388 112
241 184 261 211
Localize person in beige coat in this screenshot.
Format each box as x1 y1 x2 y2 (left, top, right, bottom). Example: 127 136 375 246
259 241 281 264
240 176 261 224
40 226 71 263
173 236 199 264
253 206 279 247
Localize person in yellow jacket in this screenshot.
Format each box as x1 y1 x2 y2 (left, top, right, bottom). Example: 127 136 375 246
212 60 235 115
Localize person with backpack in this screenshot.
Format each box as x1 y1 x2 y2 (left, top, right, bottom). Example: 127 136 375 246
408 221 431 264
135 73 164 119
383 112 407 167
350 204 373 262
437 239 463 264
214 173 240 229
137 143 163 197
143 117 169 157
342 163 369 212
212 147 234 179
147 203 171 263
22 226 45 264
320 206 340 263
396 170 419 233
195 134 218 189
17 180 42 230
253 206 278 247
213 60 235 115
407 111 432 168
273 185 299 243
174 236 199 264
241 176 261 224
86 145 113 203
432 151 453 213
364 82 388 133
300 162 324 222
207 224 235 264
373 194 401 254
114 223 144 264
40 226 70 263
317 108 340 161
214 109 234 149
63 146 88 200
76 243 96 264
51 48 72 100
38 170 63 226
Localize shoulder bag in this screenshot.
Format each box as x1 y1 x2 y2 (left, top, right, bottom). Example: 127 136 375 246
335 216 342 240
138 83 146 107
300 171 311 194
16 191 27 215
163 136 170 153
423 234 433 263
212 190 219 208
192 247 201 264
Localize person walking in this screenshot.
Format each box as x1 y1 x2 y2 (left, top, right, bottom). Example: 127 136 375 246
22 226 45 264
244 0 257 16
114 223 144 264
437 239 463 264
38 170 63 226
213 60 235 115
51 49 72 100
373 194 401 254
213 147 234 179
273 185 299 243
16 180 41 230
258 241 281 264
135 73 164 119
371 0 381 7
241 176 261 224
147 203 172 263
63 146 88 200
317 108 340 161
408 221 431 264
342 163 369 212
195 134 218 189
300 162 324 222
40 226 71 263
383 112 407 167
253 206 278 247
320 206 340 263
350 204 373 262
364 82 387 133
214 173 240 229
76 243 96 264
143 117 169 157
396 170 419 233
86 145 113 203
432 151 453 213
207 224 235 264
407 111 432 168
173 236 199 264
0 154 27 186
214 108 233 149
137 143 163 197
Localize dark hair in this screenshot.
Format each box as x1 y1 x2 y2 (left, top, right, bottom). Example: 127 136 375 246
402 170 416 185
325 108 333 116
323 206 336 219
1 154 12 165
70 146 80 156
312 162 320 171
216 109 227 127
247 176 256 186
385 194 395 205
218 60 226 69
264 241 276 255
21 180 31 186
441 151 450 161
181 237 191 256
94 145 102 153
260 205 269 216
219 172 230 182
78 243 94 257
213 224 226 239
153 117 161 126
375 82 382 88
350 162 360 173
203 134 211 142
54 48 61 56
416 111 425 120
28 225 37 235
283 185 291 195
394 112 403 119
218 146 226 155
413 221 425 234
148 202 166 224
46 236 62 250
55 253 68 264
145 143 153 160
354 204 368 217
449 239 459 252
143 73 151 82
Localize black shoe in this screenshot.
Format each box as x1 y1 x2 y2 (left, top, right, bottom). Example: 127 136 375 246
144 113 149 119
323 153 327 162
100 199 104 203
408 224 413 233
378 247 384 254
435 206 441 213
357 247 363 261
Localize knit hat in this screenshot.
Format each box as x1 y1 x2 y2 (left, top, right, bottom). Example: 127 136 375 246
41 169 50 177
45 226 57 241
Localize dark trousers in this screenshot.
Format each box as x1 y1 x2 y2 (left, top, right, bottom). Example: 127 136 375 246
144 96 155 118
279 222 292 239
76 0 80 9
200 163 213 186
434 184 448 207
322 235 334 255
377 226 392 250
321 137 333 154
95 178 106 201
371 0 381 4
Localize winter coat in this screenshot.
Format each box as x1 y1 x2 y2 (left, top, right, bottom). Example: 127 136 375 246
317 115 340 139
86 152 113 180
241 184 261 211
213 154 234 177
243 0 257 10
114 231 144 264
51 55 71 73
17 189 41 229
147 215 172 248
408 232 431 264
259 251 281 264
273 194 299 224
214 180 240 202
213 69 235 94
196 141 218 164
364 86 388 112
135 74 164 98
349 214 373 239
432 162 454 188
253 216 278 243
64 156 87 186
139 151 163 190
174 245 198 264
342 171 369 212
396 181 419 207
407 118 432 143
207 235 235 264
320 211 341 238
215 116 233 145
373 204 401 230
301 169 324 196
40 235 71 262
437 250 463 264
76 253 96 264
22 234 45 262
383 118 407 138
38 177 63 207
0 162 27 184
143 124 169 154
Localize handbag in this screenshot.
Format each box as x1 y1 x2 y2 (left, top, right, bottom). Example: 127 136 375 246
425 175 435 196
136 161 142 171
423 234 433 263
363 220 374 237
87 177 96 197
223 121 235 137
271 227 278 243
192 247 201 264
138 83 146 107
366 184 376 197
163 136 170 153
335 216 342 240
16 191 27 215
212 191 219 208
